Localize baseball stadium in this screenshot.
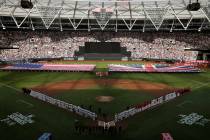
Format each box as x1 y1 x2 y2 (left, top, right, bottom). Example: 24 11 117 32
0 0 210 140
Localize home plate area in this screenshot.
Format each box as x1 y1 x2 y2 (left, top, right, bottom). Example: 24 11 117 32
95 96 114 102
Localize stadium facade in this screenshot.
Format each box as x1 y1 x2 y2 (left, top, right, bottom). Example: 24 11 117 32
0 0 210 32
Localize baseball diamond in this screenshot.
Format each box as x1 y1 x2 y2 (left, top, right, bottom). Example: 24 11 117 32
0 0 210 140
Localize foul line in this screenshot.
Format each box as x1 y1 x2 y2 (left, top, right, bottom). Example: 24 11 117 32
191 80 206 85
0 82 22 92
16 99 34 108
192 82 210 90
0 82 34 108
176 100 192 108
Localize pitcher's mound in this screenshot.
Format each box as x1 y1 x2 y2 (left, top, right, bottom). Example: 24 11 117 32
96 96 114 102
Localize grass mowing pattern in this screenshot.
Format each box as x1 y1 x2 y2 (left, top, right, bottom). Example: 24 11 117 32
54 89 155 116
0 67 210 140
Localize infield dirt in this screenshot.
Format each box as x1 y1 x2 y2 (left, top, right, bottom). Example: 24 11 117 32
32 79 174 96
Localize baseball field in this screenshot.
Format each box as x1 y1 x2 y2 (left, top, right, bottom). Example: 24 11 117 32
0 61 210 140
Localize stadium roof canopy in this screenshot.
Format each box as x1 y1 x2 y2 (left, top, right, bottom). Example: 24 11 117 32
0 0 210 32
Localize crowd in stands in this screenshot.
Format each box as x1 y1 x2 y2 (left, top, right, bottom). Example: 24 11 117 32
0 31 210 61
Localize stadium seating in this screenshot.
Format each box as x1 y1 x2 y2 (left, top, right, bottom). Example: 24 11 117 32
0 31 209 61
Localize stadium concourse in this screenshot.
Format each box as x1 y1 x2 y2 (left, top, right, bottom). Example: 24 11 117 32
0 0 210 140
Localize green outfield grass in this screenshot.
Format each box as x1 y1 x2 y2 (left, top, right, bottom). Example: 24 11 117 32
0 67 210 140
54 89 155 116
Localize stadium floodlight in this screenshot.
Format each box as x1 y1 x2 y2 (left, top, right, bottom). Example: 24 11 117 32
21 0 33 9
92 7 113 30
187 0 201 11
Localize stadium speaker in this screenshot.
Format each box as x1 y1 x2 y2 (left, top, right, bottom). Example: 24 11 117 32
21 0 33 9
187 0 200 11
